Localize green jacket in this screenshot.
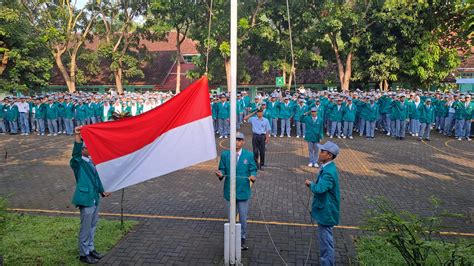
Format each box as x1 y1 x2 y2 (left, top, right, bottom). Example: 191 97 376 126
0 103 6 117
100 105 115 121
310 161 340 226
6 104 19 121
35 104 46 119
45 103 59 120
219 149 257 201
342 104 357 122
278 102 293 119
216 101 230 119
454 101 472 120
408 101 423 120
391 100 409 120
360 102 379 121
75 104 87 121
85 103 95 118
265 101 279 119
211 102 218 119
57 102 66 117
293 104 308 122
303 115 324 143
420 104 435 124
70 142 105 207
63 102 75 119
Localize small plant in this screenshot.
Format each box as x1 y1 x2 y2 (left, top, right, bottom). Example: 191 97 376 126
0 196 7 236
357 196 473 265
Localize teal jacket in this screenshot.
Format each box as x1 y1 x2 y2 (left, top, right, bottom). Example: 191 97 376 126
278 102 293 119
219 149 257 201
328 104 344 122
6 105 19 121
408 101 423 120
391 100 409 120
303 115 324 143
75 104 87 121
454 101 472 120
57 102 66 117
310 161 340 226
70 142 105 207
35 104 46 119
211 102 218 119
362 102 379 122
63 102 75 119
265 101 279 119
0 103 5 117
45 103 59 120
342 104 357 122
100 105 115 121
85 103 95 118
293 104 308 122
420 104 435 124
216 101 230 119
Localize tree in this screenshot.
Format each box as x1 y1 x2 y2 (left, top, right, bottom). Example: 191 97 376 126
21 0 98 92
149 0 198 93
308 0 379 92
0 0 53 93
95 0 149 94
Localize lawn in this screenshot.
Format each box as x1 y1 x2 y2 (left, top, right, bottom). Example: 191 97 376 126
0 213 137 265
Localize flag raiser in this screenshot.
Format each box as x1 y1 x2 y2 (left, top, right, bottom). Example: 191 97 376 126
80 76 217 192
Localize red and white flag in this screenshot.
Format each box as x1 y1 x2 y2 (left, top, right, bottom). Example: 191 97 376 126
81 76 217 192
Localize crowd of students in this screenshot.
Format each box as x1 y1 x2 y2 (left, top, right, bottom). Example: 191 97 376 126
211 89 473 141
0 91 174 136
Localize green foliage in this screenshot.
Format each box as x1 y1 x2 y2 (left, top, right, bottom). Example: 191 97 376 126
0 197 7 236
0 1 53 92
358 197 473 265
0 213 137 265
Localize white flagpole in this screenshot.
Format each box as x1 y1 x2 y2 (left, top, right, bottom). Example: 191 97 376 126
229 0 238 264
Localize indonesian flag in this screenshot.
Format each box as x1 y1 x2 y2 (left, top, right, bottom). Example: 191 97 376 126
80 76 217 192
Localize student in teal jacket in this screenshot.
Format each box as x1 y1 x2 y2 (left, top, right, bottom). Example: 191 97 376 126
71 126 110 264
6 100 19 134
216 94 230 138
342 97 357 139
364 97 379 139
216 132 257 250
294 99 308 138
419 98 435 141
391 95 409 140
34 99 46 135
45 99 59 135
63 97 75 135
305 141 340 266
266 95 279 136
303 108 324 167
278 97 293 137
0 100 6 134
329 99 344 138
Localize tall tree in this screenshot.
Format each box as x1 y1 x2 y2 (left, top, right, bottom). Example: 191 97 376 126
95 0 149 94
0 0 53 93
149 0 198 93
21 0 98 92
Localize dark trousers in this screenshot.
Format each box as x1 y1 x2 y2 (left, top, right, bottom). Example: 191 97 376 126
252 134 266 167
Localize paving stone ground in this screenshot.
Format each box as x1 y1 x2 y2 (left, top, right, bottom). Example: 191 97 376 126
1 125 473 265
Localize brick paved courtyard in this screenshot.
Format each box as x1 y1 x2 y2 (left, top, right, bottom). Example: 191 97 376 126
1 125 473 265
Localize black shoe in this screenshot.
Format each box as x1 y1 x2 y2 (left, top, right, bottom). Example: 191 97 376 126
79 255 98 264
90 250 104 260
241 238 249 250
424 138 430 141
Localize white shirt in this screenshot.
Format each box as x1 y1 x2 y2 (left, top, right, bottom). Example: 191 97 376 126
16 102 30 113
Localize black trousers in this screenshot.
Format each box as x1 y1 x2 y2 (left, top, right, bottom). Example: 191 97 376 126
252 134 266 166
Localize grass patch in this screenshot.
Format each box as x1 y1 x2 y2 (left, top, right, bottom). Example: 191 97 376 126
0 213 137 265
356 235 474 265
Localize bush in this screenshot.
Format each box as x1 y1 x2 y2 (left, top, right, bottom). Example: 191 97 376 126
0 196 7 236
356 196 474 265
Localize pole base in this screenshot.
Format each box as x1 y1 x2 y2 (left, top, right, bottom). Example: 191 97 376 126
224 223 242 265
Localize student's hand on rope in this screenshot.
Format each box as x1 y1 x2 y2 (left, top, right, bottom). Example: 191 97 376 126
249 175 256 183
305 179 312 187
215 170 224 180
101 192 111 197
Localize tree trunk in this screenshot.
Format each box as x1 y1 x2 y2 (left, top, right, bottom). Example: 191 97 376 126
383 80 389 91
379 81 383 90
287 67 293 91
114 67 124 94
0 51 9 75
282 65 286 85
69 50 78 93
175 34 182 94
224 58 231 93
341 52 352 92
53 51 74 93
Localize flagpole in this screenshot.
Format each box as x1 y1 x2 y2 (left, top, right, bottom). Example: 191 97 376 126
229 0 238 265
